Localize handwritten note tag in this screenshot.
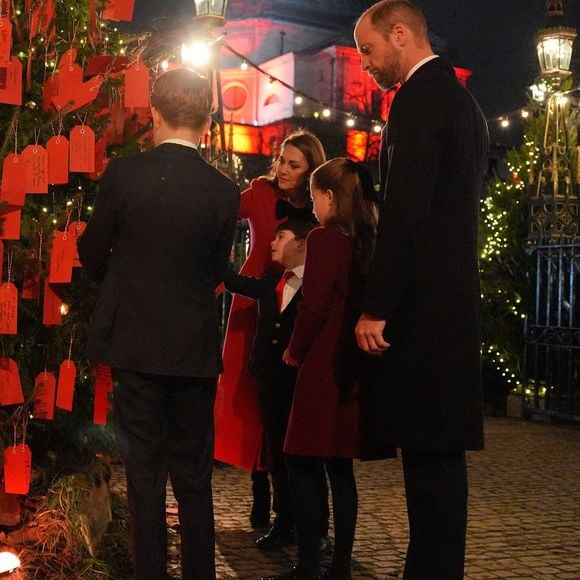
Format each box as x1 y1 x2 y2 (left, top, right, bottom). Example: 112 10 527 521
4 444 32 494
0 18 13 66
22 144 48 194
124 59 149 108
46 135 69 184
33 371 56 420
1 155 26 206
69 125 95 173
56 359 76 411
0 207 21 240
0 56 22 105
0 282 17 334
42 278 62 326
49 231 74 283
0 357 24 406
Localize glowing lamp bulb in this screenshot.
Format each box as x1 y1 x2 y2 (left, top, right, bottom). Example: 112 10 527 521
294 95 303 105
521 109 529 119
322 108 331 118
346 118 356 128
182 42 211 68
0 551 20 574
372 124 382 133
161 60 169 72
240 61 248 71
500 118 510 128
60 303 70 316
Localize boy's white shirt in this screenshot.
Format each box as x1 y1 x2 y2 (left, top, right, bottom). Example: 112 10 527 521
281 265 304 312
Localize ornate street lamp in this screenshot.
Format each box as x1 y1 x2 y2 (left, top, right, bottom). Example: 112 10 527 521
193 0 229 27
535 0 576 82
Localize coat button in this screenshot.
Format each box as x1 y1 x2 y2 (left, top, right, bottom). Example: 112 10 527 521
272 339 279 345
274 323 281 329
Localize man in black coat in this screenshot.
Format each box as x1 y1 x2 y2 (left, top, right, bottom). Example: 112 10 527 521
354 2 489 579
78 69 240 580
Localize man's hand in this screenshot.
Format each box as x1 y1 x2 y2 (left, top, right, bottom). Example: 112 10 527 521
282 348 300 367
355 313 390 355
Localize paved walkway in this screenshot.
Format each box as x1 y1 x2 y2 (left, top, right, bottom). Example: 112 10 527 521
112 417 580 579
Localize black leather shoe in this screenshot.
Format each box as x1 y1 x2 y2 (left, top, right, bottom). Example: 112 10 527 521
256 524 296 550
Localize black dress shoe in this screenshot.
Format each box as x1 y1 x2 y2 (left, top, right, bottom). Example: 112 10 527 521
256 524 296 550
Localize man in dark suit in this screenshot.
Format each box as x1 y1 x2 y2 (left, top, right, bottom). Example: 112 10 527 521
354 2 489 578
224 221 330 554
78 69 240 580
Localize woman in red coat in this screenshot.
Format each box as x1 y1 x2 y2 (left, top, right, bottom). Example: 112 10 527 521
214 130 325 526
276 159 387 580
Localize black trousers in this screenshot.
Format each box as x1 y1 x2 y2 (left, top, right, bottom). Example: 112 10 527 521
259 371 329 533
401 449 468 580
112 369 217 580
287 455 357 579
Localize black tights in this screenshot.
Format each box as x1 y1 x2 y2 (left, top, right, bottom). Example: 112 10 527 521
287 455 357 579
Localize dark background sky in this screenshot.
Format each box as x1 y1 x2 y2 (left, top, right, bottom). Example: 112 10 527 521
133 0 579 120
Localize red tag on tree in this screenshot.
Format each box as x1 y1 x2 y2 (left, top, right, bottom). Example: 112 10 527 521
104 0 135 22
124 59 149 108
0 18 12 66
21 250 39 300
0 56 22 105
52 73 103 113
49 231 74 283
0 207 21 239
93 365 113 426
22 144 48 194
46 135 69 184
1 155 26 206
42 278 62 326
0 357 24 406
56 359 76 411
42 73 58 111
4 444 32 494
69 125 95 173
0 240 3 282
68 220 87 267
0 282 17 334
57 57 83 98
33 371 56 420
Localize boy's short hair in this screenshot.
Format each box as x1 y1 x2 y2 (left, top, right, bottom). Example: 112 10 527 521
150 68 213 130
275 220 315 242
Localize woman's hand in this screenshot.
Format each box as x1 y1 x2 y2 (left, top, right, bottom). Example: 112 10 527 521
283 348 300 367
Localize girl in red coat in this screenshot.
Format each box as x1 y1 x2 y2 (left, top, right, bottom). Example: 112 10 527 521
277 159 380 580
214 130 325 529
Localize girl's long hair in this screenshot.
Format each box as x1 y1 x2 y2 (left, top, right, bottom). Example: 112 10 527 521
310 158 378 273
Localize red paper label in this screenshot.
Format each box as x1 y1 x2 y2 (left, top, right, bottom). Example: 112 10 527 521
0 56 22 105
42 73 58 111
69 126 95 173
0 282 17 334
1 155 26 206
0 358 24 406
48 231 74 283
21 250 39 300
104 0 135 22
56 359 76 411
46 135 69 184
0 240 3 282
58 59 83 97
0 207 21 239
124 59 149 108
68 220 87 267
52 73 103 113
42 278 62 326
4 444 32 494
22 144 48 194
93 365 113 425
33 371 56 420
0 18 12 66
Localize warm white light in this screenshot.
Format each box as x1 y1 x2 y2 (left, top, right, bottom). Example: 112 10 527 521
182 42 211 68
0 551 20 574
294 95 303 105
530 82 547 103
500 118 510 128
60 303 70 316
322 108 331 118
521 109 529 119
240 60 248 71
161 60 169 72
556 94 568 105
346 117 356 128
372 124 382 133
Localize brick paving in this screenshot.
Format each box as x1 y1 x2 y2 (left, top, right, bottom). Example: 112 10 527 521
111 417 580 579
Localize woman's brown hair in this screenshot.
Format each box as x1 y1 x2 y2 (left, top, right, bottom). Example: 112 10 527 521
310 158 378 273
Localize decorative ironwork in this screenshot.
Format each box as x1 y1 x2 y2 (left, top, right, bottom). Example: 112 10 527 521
524 244 580 420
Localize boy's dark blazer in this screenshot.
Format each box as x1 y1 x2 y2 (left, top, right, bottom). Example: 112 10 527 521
223 266 301 381
78 143 240 377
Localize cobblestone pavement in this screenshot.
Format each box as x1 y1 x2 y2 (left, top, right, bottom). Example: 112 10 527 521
111 417 580 579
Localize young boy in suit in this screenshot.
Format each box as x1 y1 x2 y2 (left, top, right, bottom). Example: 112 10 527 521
224 220 330 552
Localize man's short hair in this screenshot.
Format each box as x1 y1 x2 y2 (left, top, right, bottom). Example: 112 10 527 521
275 220 315 242
150 68 213 130
361 0 428 42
